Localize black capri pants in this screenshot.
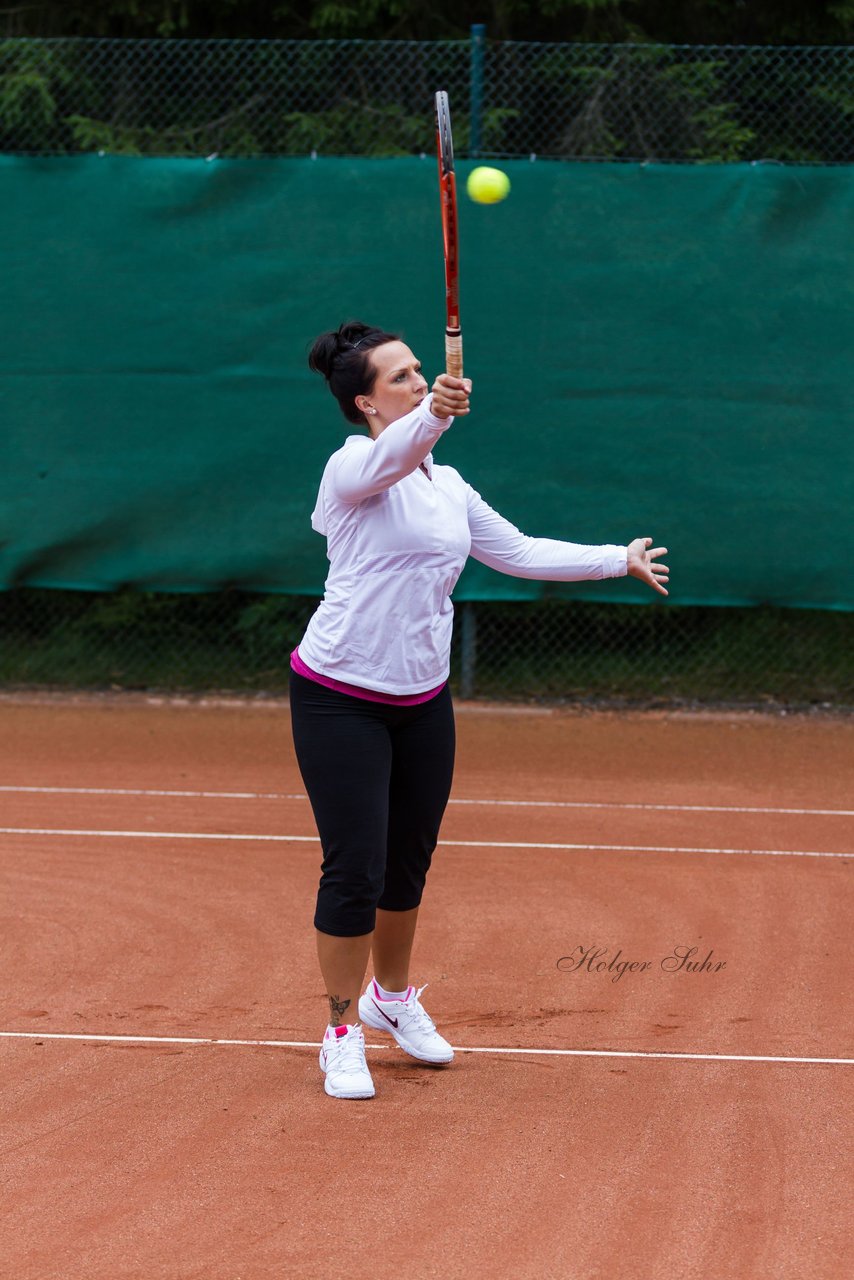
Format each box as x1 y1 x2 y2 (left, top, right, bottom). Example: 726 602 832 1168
289 669 456 937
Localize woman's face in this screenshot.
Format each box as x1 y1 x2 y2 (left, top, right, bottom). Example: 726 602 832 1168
357 341 429 435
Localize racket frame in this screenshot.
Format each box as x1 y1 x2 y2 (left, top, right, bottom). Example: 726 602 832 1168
435 89 463 379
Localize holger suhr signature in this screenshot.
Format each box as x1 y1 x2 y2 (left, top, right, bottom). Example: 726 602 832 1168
557 945 727 983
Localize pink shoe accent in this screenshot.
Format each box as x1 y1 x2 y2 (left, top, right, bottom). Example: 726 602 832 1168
334 1024 350 1039
372 979 413 1002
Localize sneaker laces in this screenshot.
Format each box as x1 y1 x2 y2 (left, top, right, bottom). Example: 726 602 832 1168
329 1026 368 1075
404 983 437 1032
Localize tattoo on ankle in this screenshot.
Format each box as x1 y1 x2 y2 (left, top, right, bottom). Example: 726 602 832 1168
328 994 351 1026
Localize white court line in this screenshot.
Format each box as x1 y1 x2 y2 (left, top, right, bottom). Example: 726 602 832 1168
0 826 850 860
0 1029 850 1066
0 785 851 818
0 785 300 801
452 798 854 817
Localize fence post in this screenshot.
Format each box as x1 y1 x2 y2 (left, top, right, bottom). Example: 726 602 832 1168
460 601 478 698
470 23 486 158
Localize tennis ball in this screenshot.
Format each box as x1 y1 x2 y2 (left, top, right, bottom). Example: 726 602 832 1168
466 166 510 205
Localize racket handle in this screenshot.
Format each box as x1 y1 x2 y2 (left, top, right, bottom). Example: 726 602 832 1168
445 328 463 379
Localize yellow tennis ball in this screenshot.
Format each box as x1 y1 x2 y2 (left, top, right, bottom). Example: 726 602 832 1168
466 166 510 205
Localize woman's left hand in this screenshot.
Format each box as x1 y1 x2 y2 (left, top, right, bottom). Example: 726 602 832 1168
627 537 670 596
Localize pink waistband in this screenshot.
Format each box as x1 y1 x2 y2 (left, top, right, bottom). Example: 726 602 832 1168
290 648 446 706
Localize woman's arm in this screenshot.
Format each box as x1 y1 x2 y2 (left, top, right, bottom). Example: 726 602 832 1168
329 402 450 503
466 489 669 593
329 375 471 504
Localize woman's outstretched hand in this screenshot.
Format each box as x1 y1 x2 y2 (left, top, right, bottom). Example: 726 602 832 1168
627 537 670 596
431 374 472 418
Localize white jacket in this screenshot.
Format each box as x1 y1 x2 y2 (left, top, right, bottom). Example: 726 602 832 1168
298 398 628 695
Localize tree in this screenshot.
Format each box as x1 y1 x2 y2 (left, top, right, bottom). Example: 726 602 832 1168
3 0 853 43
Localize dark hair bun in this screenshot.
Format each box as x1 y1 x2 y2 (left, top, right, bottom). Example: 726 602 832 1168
306 331 339 381
307 319 401 425
308 321 375 381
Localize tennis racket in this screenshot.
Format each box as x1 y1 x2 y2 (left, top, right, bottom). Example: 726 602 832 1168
435 89 463 379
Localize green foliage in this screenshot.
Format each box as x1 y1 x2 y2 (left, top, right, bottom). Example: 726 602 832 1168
812 83 854 117
233 596 313 662
279 103 429 156
1 33 849 162
66 115 145 155
2 589 851 705
684 105 756 162
0 66 55 128
65 113 259 156
0 40 69 144
829 0 854 23
480 107 520 151
3 0 853 42
1 4 850 162
0 589 318 689
465 600 854 705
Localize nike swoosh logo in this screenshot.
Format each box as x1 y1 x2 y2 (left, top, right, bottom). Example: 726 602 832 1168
372 1000 399 1028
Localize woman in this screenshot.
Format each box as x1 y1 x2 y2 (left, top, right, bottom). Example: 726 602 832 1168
290 320 669 1100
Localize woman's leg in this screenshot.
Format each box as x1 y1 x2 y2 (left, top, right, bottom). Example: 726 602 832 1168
289 671 392 1027
371 906 420 992
372 686 456 988
315 929 374 1027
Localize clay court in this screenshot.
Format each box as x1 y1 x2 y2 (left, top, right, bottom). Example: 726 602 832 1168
1 694 851 1279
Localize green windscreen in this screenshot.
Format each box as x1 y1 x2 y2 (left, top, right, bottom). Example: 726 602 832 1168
1 155 851 607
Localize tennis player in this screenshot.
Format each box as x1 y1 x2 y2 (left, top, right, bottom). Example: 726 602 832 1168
291 320 669 1099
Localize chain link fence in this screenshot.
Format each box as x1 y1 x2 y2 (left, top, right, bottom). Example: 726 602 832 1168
3 34 852 706
1 590 852 709
1 35 852 161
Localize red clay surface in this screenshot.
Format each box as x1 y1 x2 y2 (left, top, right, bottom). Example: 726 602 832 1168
1 695 852 1279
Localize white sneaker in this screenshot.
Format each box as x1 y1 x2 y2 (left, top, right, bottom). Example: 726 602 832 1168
319 1023 375 1099
358 980 454 1065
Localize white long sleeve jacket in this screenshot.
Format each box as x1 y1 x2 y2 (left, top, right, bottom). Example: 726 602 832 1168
298 397 628 695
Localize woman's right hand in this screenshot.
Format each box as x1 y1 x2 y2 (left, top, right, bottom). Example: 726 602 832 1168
430 374 472 418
